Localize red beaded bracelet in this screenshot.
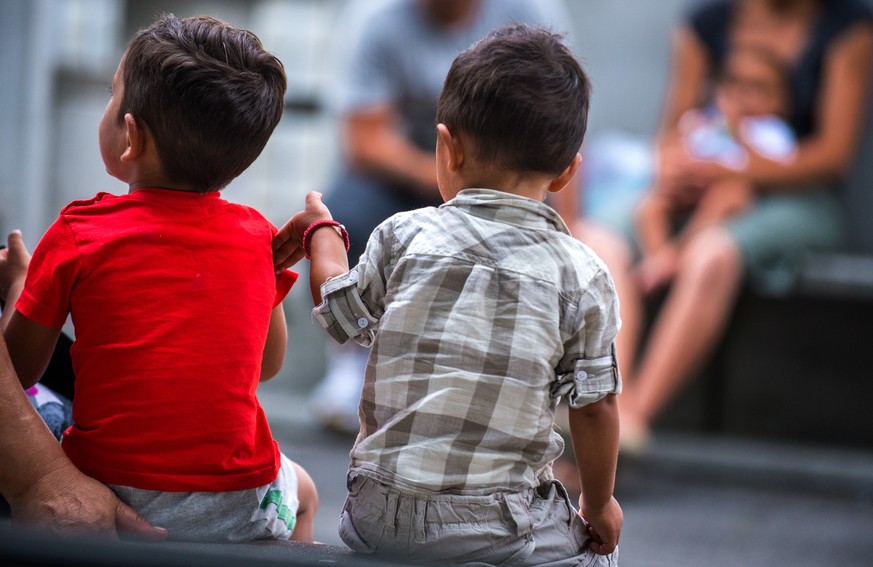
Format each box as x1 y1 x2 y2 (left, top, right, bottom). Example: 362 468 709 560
302 219 350 259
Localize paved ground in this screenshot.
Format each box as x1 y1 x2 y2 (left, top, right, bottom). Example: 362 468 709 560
3 379 872 566
259 381 873 567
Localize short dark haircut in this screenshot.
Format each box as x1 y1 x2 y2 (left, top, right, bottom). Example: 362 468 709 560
121 14 286 191
436 24 591 175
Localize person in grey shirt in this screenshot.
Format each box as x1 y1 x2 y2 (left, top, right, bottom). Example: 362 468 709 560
312 0 573 434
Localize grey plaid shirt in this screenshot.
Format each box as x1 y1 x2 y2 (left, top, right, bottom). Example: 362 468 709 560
314 189 621 494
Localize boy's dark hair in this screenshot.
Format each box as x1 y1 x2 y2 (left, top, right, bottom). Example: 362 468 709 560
436 24 590 175
121 14 286 191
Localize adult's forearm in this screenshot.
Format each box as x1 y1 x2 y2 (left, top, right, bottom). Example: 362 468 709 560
352 133 438 193
0 280 23 329
344 112 440 194
0 335 68 503
741 138 851 191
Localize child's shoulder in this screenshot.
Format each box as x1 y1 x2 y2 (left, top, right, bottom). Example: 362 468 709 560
558 235 614 287
375 204 442 234
59 192 118 215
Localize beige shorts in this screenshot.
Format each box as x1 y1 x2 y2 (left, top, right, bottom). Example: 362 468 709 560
339 472 618 566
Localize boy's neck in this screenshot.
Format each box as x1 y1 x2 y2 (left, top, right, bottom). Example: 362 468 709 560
459 166 554 202
127 179 200 194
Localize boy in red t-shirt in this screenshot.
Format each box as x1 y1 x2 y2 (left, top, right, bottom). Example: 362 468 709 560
1 14 317 542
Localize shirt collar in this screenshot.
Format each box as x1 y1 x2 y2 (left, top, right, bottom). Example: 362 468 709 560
440 188 571 235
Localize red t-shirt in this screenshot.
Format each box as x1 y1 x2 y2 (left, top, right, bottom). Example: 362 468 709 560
17 189 297 491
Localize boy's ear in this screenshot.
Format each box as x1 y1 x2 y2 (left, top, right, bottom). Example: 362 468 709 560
547 153 582 193
120 113 145 162
436 123 464 172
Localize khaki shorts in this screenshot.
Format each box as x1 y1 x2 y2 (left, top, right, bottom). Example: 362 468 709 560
339 472 618 566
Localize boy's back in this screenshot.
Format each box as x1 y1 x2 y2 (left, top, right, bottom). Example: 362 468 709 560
289 23 621 564
4 14 319 543
349 189 618 493
19 189 291 490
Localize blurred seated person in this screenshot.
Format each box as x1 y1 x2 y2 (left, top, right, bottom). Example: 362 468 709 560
311 0 571 433
635 44 797 295
577 0 873 451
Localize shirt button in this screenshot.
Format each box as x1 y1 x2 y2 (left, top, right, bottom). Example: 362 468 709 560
357 317 369 329
576 370 588 381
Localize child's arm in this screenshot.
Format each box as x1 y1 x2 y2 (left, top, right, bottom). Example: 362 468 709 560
292 192 350 305
3 312 61 389
294 191 385 348
260 303 287 382
569 393 622 555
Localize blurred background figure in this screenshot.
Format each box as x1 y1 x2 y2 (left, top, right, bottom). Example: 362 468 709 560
309 0 572 434
634 44 797 297
578 0 873 451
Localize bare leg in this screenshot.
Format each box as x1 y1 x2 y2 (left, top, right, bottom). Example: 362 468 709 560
573 220 644 387
566 220 648 453
677 177 754 246
290 462 319 542
629 227 743 429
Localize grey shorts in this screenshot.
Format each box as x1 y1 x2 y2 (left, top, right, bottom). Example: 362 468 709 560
109 453 299 542
596 187 845 295
339 472 618 566
724 189 844 294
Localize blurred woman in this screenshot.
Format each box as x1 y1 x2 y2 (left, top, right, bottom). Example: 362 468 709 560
583 0 873 450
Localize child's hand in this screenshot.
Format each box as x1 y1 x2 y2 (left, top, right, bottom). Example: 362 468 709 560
272 192 334 272
580 495 622 555
635 244 679 296
0 230 31 302
272 217 305 273
295 191 334 234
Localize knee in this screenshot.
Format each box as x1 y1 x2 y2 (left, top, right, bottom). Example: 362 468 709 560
294 462 319 516
677 228 743 289
577 221 635 274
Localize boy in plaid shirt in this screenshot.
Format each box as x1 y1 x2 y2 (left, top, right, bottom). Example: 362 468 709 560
279 24 622 566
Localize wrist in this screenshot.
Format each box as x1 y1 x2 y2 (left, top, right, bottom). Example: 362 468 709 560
580 493 616 517
5 441 71 506
302 219 350 259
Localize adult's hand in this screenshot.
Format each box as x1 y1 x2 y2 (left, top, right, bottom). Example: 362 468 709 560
8 454 166 540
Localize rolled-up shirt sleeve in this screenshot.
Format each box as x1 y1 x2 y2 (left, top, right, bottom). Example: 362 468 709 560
552 267 623 408
313 268 379 346
312 218 393 347
552 344 621 408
